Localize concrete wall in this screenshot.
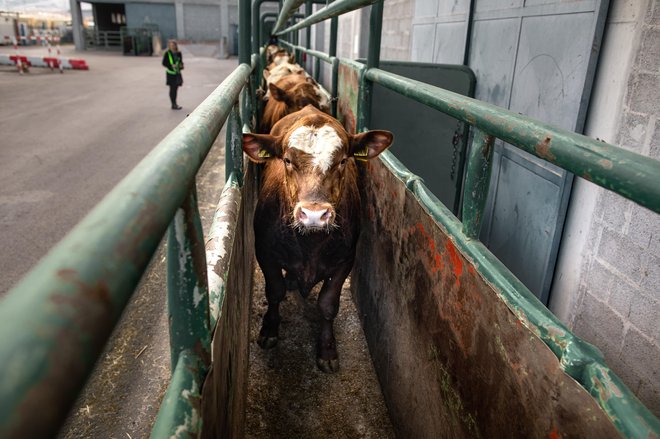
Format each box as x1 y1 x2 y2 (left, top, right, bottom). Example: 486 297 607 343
381 0 413 61
125 2 177 42
549 0 660 416
124 0 236 56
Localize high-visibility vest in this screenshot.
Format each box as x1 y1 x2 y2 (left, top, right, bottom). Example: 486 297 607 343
166 50 178 75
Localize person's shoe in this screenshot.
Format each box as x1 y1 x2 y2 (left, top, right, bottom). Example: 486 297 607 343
171 105 182 110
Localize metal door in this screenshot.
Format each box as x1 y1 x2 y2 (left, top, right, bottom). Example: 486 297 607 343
412 0 609 304
469 0 609 304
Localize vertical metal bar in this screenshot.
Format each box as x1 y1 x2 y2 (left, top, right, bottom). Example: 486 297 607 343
225 103 244 184
314 57 321 81
461 129 495 239
167 185 211 372
305 0 312 71
305 0 312 50
462 0 475 65
366 2 383 69
150 350 205 438
238 0 251 64
252 0 263 55
329 6 338 58
331 57 339 117
360 0 383 131
328 0 338 112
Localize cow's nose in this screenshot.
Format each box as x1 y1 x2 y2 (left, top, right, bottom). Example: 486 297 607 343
295 203 334 229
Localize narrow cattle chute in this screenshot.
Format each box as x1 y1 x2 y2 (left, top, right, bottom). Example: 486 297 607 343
0 0 658 438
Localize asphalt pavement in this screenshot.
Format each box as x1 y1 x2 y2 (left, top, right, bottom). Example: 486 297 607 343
0 45 236 294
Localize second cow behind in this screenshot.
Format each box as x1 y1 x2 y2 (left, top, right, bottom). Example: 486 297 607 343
243 105 394 373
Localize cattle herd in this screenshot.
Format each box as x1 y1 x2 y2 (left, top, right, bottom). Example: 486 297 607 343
243 44 394 373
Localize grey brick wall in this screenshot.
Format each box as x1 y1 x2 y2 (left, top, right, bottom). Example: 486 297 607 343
570 0 660 416
381 0 413 61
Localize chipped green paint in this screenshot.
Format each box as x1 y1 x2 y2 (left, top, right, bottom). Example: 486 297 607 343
167 186 211 372
461 129 494 240
151 350 205 438
206 173 242 328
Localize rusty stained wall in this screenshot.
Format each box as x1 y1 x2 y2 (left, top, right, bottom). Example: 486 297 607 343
201 163 257 439
351 159 622 439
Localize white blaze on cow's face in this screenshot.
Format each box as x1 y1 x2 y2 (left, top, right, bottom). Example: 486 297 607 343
285 124 346 232
287 125 343 173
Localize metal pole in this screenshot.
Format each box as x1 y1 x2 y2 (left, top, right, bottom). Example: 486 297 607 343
359 0 383 131
225 103 244 184
275 0 380 35
461 130 495 239
239 0 251 64
252 0 264 55
305 0 312 52
167 185 211 372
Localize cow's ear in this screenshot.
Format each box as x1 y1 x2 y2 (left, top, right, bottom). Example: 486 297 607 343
289 53 296 64
350 130 394 161
263 69 270 80
269 83 290 104
243 133 280 163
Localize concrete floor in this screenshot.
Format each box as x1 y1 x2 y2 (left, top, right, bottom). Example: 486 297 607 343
0 45 234 437
0 45 236 294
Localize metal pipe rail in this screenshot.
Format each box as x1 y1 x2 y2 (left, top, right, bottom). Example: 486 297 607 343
268 1 660 437
365 68 660 215
0 62 253 438
275 0 380 35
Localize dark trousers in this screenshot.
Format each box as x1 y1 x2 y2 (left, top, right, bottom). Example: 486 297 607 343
169 84 179 106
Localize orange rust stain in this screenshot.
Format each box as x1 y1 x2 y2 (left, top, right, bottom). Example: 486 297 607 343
598 158 613 169
445 240 463 280
433 253 442 273
549 426 561 439
535 136 556 162
414 222 445 274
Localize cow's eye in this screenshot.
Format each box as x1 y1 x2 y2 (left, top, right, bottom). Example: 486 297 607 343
284 158 292 166
340 158 347 166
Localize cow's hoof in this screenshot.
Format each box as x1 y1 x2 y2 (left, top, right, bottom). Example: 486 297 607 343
257 335 278 349
316 357 340 373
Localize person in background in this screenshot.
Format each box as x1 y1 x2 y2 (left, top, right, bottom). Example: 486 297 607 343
162 40 184 110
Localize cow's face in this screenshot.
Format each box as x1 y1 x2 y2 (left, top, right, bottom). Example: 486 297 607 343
244 118 393 233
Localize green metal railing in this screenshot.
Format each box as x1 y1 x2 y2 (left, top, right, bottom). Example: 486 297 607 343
265 1 660 438
0 0 255 431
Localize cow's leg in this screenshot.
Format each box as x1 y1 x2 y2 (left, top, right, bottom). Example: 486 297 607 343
258 262 286 349
316 265 351 373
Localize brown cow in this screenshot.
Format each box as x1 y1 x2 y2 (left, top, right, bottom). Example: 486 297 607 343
265 44 294 66
260 74 325 133
243 105 393 372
